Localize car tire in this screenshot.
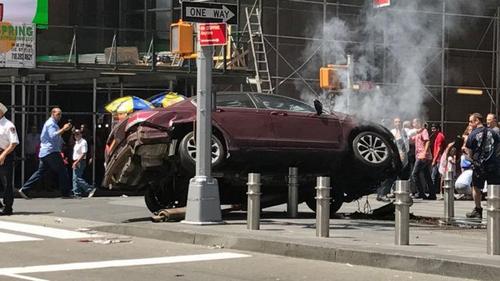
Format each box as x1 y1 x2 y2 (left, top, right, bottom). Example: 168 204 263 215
305 188 344 216
352 131 392 169
144 176 189 213
178 131 225 172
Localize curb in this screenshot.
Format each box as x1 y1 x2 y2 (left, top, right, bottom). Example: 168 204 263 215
93 224 500 281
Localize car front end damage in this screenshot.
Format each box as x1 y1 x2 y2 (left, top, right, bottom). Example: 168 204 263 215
103 110 179 189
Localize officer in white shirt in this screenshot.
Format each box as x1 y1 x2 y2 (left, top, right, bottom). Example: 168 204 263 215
0 103 19 215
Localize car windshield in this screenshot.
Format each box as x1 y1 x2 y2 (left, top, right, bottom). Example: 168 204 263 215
253 94 316 113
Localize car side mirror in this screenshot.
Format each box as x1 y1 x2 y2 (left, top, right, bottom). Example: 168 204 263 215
313 99 323 115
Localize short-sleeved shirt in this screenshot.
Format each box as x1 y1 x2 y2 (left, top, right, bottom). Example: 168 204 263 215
465 126 499 168
39 117 63 158
73 138 88 161
414 128 432 160
432 131 446 163
0 117 19 150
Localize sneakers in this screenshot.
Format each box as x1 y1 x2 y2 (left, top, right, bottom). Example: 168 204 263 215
376 195 391 202
87 187 97 198
466 207 483 219
0 209 13 216
16 189 30 200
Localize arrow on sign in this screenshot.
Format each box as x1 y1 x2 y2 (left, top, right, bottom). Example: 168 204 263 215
185 5 235 23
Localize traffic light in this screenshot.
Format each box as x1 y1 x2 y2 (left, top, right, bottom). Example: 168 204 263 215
170 20 194 55
319 65 341 90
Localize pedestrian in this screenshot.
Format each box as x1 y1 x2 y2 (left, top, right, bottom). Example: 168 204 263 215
17 107 74 199
377 117 409 201
430 123 446 198
72 129 96 198
410 118 435 199
486 113 499 135
0 103 19 215
464 113 500 219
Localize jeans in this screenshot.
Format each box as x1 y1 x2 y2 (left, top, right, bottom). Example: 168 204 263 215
22 152 72 197
0 155 13 210
431 164 441 195
72 161 93 196
411 159 434 198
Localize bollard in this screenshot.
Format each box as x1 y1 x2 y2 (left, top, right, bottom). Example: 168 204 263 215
487 184 500 255
287 167 299 218
247 173 262 230
394 180 412 245
443 170 455 223
315 177 331 238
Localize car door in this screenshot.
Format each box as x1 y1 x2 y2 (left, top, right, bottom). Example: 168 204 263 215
252 94 342 150
212 93 275 149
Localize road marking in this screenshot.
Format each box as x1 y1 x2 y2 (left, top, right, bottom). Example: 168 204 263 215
2 273 48 281
0 232 42 243
0 221 96 239
0 252 250 276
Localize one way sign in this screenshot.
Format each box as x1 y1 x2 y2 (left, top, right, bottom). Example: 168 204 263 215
181 2 238 25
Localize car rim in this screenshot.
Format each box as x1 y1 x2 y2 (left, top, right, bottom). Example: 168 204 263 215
186 135 221 164
356 134 389 164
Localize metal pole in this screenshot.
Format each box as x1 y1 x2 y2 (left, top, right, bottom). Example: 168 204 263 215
247 173 261 230
394 180 412 245
287 167 299 218
45 83 50 120
487 184 500 255
496 7 500 119
21 77 26 185
443 170 454 223
440 0 446 131
10 76 16 189
183 24 222 225
34 82 38 127
92 78 97 186
315 176 331 238
346 55 352 114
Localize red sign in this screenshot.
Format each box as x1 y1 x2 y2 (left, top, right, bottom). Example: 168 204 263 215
373 0 390 8
198 23 227 46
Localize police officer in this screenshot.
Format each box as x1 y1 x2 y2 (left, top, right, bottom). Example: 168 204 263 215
0 102 19 215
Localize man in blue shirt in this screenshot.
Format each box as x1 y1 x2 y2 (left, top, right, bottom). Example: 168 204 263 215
18 108 73 198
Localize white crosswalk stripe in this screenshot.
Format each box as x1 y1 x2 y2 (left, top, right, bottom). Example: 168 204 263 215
0 221 97 242
0 231 42 243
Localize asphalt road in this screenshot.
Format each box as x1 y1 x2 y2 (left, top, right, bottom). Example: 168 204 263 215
0 217 478 281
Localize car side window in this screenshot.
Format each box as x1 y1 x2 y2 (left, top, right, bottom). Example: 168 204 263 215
254 95 315 113
216 94 255 108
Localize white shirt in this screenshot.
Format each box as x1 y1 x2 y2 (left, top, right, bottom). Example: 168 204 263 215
73 138 88 160
0 117 19 150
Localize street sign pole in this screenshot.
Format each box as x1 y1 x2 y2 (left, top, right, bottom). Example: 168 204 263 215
182 23 223 225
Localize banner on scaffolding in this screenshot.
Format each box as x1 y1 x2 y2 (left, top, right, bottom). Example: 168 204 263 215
0 0 48 25
373 0 391 8
0 22 36 68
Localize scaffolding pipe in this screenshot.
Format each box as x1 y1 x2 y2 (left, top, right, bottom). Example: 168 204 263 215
92 78 97 186
10 76 15 189
21 77 26 185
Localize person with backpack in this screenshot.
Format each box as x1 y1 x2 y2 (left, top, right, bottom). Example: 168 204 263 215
464 113 500 219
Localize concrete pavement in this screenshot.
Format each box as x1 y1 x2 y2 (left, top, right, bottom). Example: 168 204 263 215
5 195 500 280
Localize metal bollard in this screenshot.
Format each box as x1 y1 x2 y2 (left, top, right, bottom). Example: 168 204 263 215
287 167 299 218
315 177 331 238
394 180 412 245
443 170 455 223
247 173 261 230
487 184 500 255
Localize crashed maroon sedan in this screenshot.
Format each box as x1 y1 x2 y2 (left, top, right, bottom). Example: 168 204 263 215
104 92 401 214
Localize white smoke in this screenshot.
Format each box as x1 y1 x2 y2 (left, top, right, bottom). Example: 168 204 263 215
296 1 480 124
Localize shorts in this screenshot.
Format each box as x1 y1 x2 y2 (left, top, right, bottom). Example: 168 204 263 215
472 169 500 190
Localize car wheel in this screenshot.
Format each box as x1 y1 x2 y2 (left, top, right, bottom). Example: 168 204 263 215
144 176 189 213
352 131 392 169
179 131 225 171
305 188 344 216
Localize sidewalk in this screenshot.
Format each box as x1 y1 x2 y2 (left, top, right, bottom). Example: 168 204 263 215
7 195 500 280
